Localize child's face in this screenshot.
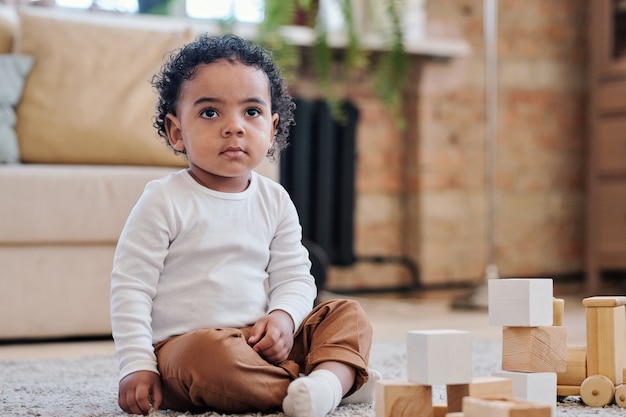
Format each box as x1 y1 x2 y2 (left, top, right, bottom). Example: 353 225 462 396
165 59 279 192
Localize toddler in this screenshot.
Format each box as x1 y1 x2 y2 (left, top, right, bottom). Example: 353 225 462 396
110 33 376 417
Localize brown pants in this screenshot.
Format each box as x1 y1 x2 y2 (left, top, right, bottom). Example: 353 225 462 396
154 299 373 413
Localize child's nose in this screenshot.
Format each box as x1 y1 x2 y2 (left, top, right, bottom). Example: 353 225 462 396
222 115 245 137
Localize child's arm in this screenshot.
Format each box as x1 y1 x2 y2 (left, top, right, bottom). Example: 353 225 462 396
247 309 295 364
118 370 163 416
265 191 317 332
111 182 172 385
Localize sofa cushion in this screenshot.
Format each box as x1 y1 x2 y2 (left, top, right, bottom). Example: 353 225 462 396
0 164 179 243
14 8 190 167
0 54 32 163
0 245 115 339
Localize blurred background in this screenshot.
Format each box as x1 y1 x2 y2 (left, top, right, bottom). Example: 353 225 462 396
2 0 625 344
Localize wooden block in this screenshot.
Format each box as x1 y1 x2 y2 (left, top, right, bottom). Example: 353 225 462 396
492 371 556 415
446 376 513 412
584 296 626 385
462 397 551 417
446 385 469 413
556 345 587 386
445 413 465 417
488 279 553 327
407 330 473 385
582 296 626 307
556 385 580 397
502 326 567 372
469 376 514 398
552 298 564 326
433 403 448 417
375 379 433 417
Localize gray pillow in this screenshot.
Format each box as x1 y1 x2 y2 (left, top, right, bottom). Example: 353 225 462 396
0 54 34 163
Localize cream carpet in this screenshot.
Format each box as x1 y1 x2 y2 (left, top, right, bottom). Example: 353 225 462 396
0 338 623 416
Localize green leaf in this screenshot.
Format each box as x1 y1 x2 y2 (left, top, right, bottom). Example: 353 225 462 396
255 0 409 126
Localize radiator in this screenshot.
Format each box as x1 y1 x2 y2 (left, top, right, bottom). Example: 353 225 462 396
280 99 358 266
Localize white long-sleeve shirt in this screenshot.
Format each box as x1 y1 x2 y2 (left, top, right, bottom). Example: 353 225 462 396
110 170 316 380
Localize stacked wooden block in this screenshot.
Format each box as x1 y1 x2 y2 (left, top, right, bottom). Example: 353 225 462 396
375 278 626 415
374 328 551 416
488 278 567 416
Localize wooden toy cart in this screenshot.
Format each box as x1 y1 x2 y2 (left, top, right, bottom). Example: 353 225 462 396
557 296 626 407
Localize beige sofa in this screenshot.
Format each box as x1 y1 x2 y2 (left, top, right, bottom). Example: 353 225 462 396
0 7 277 340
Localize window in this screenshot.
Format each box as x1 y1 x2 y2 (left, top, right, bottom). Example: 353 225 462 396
50 0 264 21
55 0 138 12
186 0 263 22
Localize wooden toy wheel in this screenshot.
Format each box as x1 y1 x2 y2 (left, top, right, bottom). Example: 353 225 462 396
580 375 615 407
615 384 626 408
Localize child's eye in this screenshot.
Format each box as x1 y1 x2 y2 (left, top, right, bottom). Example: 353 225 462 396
200 108 218 119
245 108 261 117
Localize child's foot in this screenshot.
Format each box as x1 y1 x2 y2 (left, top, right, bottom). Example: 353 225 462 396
340 369 382 405
282 369 342 417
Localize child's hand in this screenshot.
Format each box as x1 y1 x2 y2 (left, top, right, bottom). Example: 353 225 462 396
118 370 163 416
248 310 295 365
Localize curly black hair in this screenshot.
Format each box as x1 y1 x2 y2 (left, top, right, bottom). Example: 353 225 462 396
152 33 295 162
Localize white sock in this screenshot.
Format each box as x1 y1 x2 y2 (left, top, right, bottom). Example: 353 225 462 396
340 369 381 405
282 369 343 417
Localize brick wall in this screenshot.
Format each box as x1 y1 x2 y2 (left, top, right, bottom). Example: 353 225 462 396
294 0 588 291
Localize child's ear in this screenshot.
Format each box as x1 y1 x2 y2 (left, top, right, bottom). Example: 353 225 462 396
271 113 279 144
165 114 185 152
